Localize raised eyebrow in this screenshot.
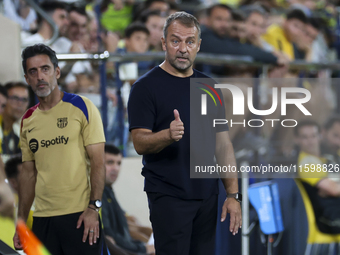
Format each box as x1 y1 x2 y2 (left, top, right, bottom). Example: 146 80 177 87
186 36 196 41
27 67 37 73
170 34 181 40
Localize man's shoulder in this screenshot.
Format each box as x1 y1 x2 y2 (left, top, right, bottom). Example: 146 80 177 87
298 151 325 165
22 104 40 121
62 92 96 105
21 103 40 129
62 92 95 121
193 69 211 78
132 66 161 88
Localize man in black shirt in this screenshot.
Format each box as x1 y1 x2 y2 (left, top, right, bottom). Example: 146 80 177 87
128 12 241 255
200 4 279 64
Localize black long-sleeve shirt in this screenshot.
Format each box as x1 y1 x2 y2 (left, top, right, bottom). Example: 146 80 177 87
102 186 147 254
199 27 278 64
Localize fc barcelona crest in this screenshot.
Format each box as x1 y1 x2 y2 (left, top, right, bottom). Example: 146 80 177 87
57 118 68 128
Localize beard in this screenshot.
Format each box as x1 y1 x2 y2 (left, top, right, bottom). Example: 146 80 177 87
34 82 56 98
167 53 193 72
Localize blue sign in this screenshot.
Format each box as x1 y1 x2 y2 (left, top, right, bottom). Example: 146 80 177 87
248 181 284 235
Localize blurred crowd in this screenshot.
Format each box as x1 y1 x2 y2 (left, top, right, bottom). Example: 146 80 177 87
1 0 340 159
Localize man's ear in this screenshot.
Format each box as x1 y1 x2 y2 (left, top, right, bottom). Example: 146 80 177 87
24 74 28 84
55 66 61 79
197 38 202 53
161 37 166 51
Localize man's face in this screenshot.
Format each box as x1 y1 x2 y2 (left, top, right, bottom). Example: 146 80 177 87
52 8 69 36
296 125 320 155
105 152 122 186
4 87 29 121
323 122 340 153
0 94 7 116
24 54 60 98
125 31 149 53
284 18 305 43
230 20 247 40
304 24 319 45
246 12 266 41
207 7 232 38
88 18 98 41
145 15 166 48
161 21 201 73
67 11 87 42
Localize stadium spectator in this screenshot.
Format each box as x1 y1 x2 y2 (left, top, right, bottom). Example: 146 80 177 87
66 4 88 44
243 4 269 49
22 1 69 49
296 120 340 234
106 22 151 144
100 0 134 37
83 11 119 54
0 82 29 163
76 11 119 94
262 8 308 60
0 161 14 219
102 144 155 255
57 5 93 93
0 86 8 117
230 9 247 42
205 4 232 38
21 0 86 92
194 7 208 27
295 17 323 62
139 10 167 51
321 115 340 165
0 156 22 248
0 87 8 221
3 0 37 32
199 3 282 77
123 22 150 55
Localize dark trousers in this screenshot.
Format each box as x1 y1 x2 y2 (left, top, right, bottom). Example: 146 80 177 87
32 212 109 255
147 193 218 255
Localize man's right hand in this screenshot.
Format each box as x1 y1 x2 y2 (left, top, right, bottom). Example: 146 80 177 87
13 231 23 250
169 109 184 142
70 42 82 53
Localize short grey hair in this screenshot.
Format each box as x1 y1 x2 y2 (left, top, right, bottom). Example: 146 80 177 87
163 11 201 39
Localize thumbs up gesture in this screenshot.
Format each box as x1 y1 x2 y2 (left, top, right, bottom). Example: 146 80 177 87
170 109 184 142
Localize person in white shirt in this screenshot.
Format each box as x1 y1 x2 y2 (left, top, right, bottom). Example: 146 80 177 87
22 1 69 49
4 0 37 31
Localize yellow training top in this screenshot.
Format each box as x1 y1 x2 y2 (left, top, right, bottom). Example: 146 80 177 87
20 92 105 217
298 151 328 186
262 24 294 60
